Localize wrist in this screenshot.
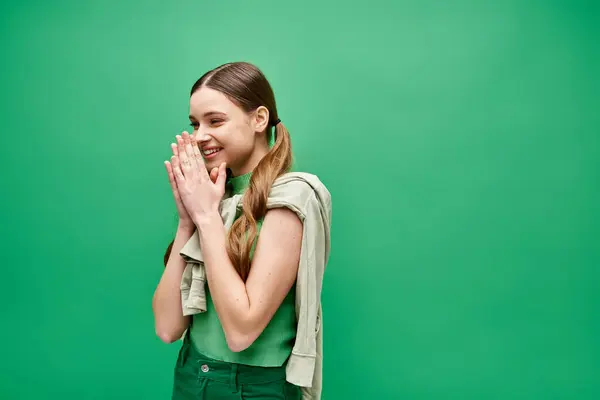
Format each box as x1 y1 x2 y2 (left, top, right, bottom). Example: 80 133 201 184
192 212 222 230
177 221 196 234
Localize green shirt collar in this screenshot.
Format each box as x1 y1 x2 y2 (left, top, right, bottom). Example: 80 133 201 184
228 171 252 195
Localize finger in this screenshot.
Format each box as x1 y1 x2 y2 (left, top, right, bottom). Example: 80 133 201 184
210 167 219 183
170 144 184 184
215 162 227 190
171 155 185 183
164 161 180 199
165 160 175 186
191 136 206 171
189 136 210 180
182 132 199 170
177 135 192 174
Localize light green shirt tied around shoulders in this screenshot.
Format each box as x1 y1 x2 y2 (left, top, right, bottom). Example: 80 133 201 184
179 172 332 400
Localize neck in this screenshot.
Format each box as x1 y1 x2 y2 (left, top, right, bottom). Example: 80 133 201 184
229 141 270 177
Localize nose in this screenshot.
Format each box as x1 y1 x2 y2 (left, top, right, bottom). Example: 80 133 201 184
193 129 211 144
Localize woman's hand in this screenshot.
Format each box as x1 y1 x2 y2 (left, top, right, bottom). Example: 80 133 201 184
164 140 194 230
169 131 227 225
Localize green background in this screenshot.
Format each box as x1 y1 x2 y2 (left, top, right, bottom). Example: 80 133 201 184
1 0 598 398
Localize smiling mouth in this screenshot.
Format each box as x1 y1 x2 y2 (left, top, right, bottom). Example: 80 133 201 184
202 148 222 158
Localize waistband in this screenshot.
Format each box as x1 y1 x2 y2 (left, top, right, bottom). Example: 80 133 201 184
178 333 287 386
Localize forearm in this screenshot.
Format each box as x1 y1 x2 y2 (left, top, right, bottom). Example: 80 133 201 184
194 214 253 345
152 224 194 343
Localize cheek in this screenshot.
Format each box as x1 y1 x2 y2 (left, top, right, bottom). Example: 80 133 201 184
221 144 247 164
222 128 253 152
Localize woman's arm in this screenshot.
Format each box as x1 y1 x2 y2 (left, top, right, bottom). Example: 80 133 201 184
194 207 302 352
152 224 194 343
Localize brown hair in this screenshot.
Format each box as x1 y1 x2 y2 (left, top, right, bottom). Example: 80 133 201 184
163 62 292 281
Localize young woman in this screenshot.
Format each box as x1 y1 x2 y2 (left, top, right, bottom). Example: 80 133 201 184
152 62 332 400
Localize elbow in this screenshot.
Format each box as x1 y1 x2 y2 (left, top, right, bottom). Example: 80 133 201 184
226 336 251 353
225 330 256 353
155 323 186 344
227 342 248 353
157 330 182 344
223 314 264 352
152 307 189 344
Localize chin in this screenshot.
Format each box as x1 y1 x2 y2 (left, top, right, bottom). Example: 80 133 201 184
203 156 225 171
204 162 217 172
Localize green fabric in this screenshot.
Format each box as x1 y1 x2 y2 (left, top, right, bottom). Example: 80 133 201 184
189 168 297 367
268 124 276 148
173 331 301 400
228 171 253 196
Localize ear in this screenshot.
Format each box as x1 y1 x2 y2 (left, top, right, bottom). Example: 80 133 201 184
252 106 270 134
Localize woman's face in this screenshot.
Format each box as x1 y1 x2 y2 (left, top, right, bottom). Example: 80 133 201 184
188 87 268 176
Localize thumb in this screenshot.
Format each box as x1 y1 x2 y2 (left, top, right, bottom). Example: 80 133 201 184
215 162 227 189
210 167 219 183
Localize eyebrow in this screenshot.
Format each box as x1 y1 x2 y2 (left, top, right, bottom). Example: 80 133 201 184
189 111 227 120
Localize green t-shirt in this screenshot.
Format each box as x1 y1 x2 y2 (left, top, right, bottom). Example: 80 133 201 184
189 171 297 367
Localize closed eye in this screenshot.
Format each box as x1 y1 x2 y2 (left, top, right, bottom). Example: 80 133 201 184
188 119 223 128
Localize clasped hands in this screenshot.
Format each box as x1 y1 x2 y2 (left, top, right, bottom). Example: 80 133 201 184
164 131 226 228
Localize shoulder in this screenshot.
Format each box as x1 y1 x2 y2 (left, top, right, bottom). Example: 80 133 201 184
269 172 332 220
273 171 330 199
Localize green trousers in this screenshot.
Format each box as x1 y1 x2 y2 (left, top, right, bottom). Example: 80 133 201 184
172 332 301 399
